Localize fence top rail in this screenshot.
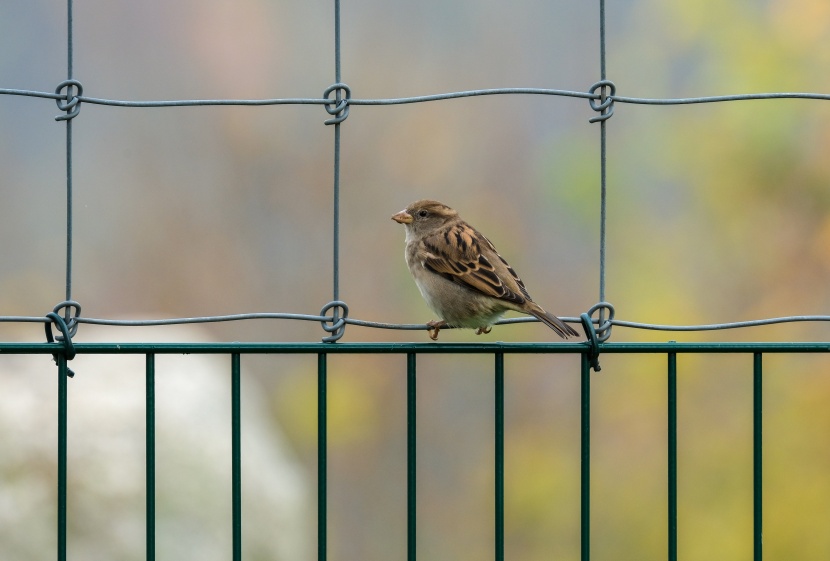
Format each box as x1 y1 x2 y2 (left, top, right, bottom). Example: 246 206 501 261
1 341 829 355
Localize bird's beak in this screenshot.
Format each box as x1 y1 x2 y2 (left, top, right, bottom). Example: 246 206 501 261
391 210 413 224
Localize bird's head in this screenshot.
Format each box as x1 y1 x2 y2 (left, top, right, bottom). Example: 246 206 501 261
391 199 458 238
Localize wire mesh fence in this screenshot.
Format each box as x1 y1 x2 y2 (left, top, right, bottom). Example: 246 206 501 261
3 0 830 560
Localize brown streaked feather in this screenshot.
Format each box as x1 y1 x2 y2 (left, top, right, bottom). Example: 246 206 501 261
527 304 580 338
419 222 529 307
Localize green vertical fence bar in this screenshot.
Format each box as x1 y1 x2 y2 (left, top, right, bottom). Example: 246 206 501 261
494 352 504 561
146 354 155 561
580 353 590 561
318 353 328 561
667 352 677 561
753 353 762 561
407 353 417 561
57 356 68 561
232 353 242 561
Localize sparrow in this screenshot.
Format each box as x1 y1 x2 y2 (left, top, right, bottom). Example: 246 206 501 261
392 199 579 340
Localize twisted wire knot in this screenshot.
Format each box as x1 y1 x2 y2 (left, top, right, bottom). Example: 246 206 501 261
587 301 614 342
51 300 82 340
580 301 615 372
320 300 349 342
588 80 616 123
55 79 84 121
45 301 81 377
323 83 351 125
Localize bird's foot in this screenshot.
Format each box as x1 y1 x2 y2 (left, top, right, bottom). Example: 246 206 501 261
426 320 447 341
475 326 492 335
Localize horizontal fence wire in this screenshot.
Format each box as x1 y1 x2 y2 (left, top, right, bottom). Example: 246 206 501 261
4 86 830 111
7 309 830 332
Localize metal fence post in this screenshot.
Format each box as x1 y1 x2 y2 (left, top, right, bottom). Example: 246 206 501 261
146 353 155 561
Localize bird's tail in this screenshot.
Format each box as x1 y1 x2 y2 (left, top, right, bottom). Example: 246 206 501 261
530 305 580 339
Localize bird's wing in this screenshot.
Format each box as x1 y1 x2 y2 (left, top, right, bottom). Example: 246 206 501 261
479 234 534 302
418 222 528 306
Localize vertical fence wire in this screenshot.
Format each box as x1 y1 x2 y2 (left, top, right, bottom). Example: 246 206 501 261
331 0 342 306
667 352 677 561
753 353 763 561
494 352 505 561
317 353 328 561
592 1 607 549
231 354 242 561
63 0 74 310
145 354 156 561
597 0 608 318
59 1 74 553
407 353 417 561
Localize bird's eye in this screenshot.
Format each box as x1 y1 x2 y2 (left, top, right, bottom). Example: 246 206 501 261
417 210 429 218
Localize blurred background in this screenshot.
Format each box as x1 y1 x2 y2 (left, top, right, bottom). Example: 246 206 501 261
2 0 830 559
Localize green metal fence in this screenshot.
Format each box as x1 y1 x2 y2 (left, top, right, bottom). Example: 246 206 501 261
4 0 830 559
5 340 826 560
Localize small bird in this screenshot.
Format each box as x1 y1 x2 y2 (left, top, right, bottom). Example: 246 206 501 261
392 199 579 340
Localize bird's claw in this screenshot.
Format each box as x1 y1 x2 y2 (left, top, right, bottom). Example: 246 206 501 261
475 326 492 335
426 320 447 341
